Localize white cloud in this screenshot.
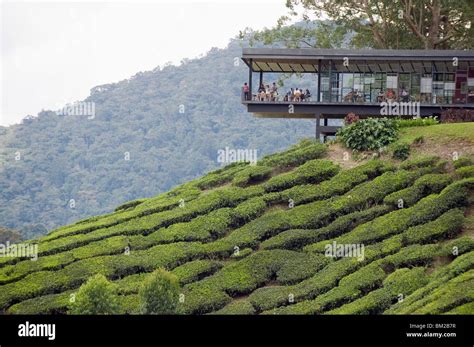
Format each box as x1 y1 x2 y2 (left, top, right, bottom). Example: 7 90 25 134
1 0 287 126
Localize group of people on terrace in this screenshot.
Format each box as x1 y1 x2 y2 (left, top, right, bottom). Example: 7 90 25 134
343 87 411 103
242 83 411 103
242 82 311 102
376 88 411 102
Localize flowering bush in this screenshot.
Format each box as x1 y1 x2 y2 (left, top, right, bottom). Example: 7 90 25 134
344 112 360 125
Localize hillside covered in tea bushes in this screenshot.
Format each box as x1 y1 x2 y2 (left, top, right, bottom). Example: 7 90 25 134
0 135 473 315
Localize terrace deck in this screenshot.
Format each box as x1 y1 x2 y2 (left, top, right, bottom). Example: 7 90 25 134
240 47 474 139
242 100 468 119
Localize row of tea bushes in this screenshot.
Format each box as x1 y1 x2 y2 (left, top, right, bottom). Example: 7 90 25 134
0 207 235 284
263 159 340 192
385 250 474 314
179 250 330 314
304 180 471 253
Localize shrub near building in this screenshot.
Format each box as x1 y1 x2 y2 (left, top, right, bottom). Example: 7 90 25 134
337 118 398 151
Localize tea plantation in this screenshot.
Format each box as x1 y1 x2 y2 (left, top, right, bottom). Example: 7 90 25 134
1 138 473 315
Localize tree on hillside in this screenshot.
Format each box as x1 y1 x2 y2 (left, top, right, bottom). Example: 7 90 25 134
68 274 120 315
139 268 180 314
0 226 22 244
246 0 474 49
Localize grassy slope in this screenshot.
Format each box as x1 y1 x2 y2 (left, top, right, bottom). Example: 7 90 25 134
0 125 473 315
399 123 474 144
395 122 474 160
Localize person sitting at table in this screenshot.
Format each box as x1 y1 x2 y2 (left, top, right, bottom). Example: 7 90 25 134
377 90 385 102
352 89 360 103
258 84 266 101
264 84 272 101
400 87 409 102
305 89 311 101
293 88 301 102
344 89 354 102
386 88 395 101
270 82 278 101
288 88 294 101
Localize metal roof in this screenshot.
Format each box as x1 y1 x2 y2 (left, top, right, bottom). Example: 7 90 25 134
242 48 474 73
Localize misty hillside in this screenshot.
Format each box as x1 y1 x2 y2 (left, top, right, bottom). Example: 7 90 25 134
0 38 314 236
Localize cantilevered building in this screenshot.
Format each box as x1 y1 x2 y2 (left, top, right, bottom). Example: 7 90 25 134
241 48 474 139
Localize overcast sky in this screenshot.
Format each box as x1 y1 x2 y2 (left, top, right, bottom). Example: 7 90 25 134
0 0 288 126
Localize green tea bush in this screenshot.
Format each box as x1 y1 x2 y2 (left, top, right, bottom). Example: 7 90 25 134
385 251 474 314
195 163 247 190
46 186 202 242
261 205 390 251
403 209 464 244
337 118 398 151
392 143 410 160
399 156 439 170
399 271 474 314
276 253 330 285
259 141 327 168
171 260 222 285
232 197 267 224
0 241 207 310
115 273 147 295
114 198 147 212
381 244 440 270
179 284 231 314
383 173 452 208
305 180 469 253
264 159 340 192
453 157 473 169
7 291 72 314
338 262 387 292
382 267 429 297
326 288 392 315
0 208 235 285
329 168 431 215
181 250 326 314
445 302 474 314
230 247 253 259
232 165 272 187
455 165 474 179
440 237 474 256
211 299 256 315
263 285 362 315
269 262 387 315
248 258 358 312
278 160 393 205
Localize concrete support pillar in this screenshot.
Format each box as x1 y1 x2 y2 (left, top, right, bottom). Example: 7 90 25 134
315 114 321 142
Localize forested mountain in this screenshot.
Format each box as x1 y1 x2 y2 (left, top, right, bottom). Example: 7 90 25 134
0 38 314 236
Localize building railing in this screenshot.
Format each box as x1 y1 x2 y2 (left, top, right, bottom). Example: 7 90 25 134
241 90 474 106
